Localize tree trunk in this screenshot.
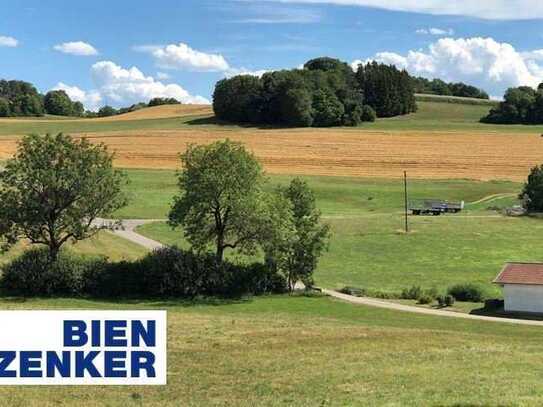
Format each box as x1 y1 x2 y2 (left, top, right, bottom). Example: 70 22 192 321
48 243 60 263
216 234 224 264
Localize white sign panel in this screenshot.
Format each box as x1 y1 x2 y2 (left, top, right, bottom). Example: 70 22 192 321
0 311 167 385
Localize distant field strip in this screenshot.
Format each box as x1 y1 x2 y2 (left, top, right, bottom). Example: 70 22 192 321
1 130 541 180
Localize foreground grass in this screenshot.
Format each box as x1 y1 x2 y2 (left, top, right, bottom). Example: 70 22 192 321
0 295 542 406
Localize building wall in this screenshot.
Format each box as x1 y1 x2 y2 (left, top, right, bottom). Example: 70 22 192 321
503 284 543 313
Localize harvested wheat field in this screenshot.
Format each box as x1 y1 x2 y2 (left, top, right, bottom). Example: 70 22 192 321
1 128 541 181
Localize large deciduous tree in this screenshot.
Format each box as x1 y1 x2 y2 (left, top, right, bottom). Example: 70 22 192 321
44 90 74 116
0 133 128 260
169 140 272 262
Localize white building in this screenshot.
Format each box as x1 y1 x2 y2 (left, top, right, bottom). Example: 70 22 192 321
493 262 543 313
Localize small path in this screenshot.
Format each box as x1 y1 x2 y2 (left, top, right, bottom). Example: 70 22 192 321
322 289 543 327
94 218 166 250
468 193 516 205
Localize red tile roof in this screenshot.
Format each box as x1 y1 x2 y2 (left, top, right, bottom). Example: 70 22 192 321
494 263 543 285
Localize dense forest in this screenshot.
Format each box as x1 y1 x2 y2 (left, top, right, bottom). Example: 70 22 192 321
481 84 543 124
0 79 181 118
213 57 417 127
411 76 489 100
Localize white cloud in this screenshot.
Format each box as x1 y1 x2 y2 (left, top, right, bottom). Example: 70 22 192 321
53 41 98 56
138 42 229 72
0 36 18 47
156 72 171 80
91 61 209 105
256 0 543 20
53 61 209 111
416 27 454 36
53 82 102 111
359 37 543 97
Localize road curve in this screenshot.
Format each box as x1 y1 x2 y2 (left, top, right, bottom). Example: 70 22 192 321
323 289 543 327
94 218 165 250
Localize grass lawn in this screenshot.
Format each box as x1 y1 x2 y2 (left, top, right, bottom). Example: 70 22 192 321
1 295 543 406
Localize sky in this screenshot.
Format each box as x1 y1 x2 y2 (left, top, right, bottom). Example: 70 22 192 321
4 0 543 110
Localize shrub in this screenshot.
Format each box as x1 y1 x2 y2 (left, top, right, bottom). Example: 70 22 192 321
484 299 504 310
83 260 144 298
437 294 455 307
1 248 99 297
360 105 376 122
1 247 286 299
401 285 422 300
338 286 366 296
447 283 486 302
444 295 455 306
417 295 433 305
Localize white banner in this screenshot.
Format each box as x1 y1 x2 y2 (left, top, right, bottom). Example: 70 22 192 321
0 310 167 385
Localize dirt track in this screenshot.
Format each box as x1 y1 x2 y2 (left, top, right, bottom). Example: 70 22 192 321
1 128 542 180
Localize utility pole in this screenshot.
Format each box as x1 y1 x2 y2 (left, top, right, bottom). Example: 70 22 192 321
404 171 409 233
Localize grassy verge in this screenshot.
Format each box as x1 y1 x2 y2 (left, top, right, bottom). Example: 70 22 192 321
0 295 542 406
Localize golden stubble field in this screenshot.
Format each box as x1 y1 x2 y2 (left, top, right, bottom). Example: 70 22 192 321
1 127 542 181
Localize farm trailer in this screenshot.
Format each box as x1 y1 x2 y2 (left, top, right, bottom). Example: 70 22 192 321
408 199 464 216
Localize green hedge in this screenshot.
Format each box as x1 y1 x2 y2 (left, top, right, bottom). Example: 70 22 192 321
1 247 286 298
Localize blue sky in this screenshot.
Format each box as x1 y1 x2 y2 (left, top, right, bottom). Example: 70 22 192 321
3 0 543 109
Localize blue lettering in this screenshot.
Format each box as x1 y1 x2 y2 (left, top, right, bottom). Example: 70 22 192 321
46 351 71 378
105 351 127 377
20 351 42 378
131 320 156 347
64 320 88 347
91 320 101 347
0 351 16 378
131 351 156 378
105 321 127 347
75 351 101 378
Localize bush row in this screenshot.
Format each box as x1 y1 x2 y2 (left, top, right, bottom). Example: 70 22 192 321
339 282 488 306
0 247 286 298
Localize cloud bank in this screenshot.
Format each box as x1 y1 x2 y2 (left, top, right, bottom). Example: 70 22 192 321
55 61 209 111
354 37 543 97
257 0 543 20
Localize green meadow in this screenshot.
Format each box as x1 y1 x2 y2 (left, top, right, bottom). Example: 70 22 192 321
112 168 532 297
1 295 543 406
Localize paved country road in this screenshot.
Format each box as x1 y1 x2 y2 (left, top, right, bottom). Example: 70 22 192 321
94 218 165 250
97 218 543 327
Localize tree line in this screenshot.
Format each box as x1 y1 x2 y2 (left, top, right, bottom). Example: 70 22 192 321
411 76 489 100
481 84 543 124
0 79 180 118
213 57 417 127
